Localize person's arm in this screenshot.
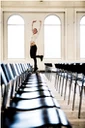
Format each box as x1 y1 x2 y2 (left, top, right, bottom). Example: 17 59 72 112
31 20 42 42
38 20 42 34
32 20 36 32
32 20 42 34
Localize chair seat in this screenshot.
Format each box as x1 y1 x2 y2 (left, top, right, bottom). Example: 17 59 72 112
77 80 85 86
23 83 47 88
9 97 60 111
18 86 49 92
23 81 38 84
15 90 52 99
2 107 71 128
24 81 46 85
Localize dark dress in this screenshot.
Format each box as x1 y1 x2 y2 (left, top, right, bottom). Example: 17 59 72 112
30 44 43 71
30 45 37 58
30 44 38 70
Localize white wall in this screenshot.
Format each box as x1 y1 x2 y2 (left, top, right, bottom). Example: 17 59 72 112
1 1 85 69
0 1 3 63
0 1 1 62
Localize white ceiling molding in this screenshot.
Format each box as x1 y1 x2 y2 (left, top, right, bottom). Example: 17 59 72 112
1 1 85 8
1 0 85 1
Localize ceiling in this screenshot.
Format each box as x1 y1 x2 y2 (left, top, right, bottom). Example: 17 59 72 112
1 0 85 1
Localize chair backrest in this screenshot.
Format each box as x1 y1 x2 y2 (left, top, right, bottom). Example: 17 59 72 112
6 63 14 80
1 65 8 86
44 63 52 67
19 63 23 74
10 63 17 77
13 63 19 76
81 63 85 75
1 63 11 83
1 64 10 110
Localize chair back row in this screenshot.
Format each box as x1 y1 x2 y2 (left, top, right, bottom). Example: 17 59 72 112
1 63 32 110
55 63 85 75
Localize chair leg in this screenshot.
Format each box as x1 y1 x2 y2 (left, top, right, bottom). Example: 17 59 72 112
72 77 77 111
58 75 61 93
78 75 84 118
54 73 57 90
68 77 72 105
59 76 62 93
56 75 59 91
64 75 68 100
84 86 85 95
61 76 65 96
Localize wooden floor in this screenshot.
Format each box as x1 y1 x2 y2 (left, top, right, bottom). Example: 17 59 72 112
43 72 85 128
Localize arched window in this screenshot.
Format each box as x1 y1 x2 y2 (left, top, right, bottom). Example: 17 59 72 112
80 16 85 58
7 15 24 58
44 15 61 58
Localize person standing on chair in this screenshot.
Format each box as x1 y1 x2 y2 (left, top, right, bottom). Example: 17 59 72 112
30 20 43 72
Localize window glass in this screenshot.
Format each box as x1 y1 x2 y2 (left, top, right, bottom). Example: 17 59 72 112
44 15 61 58
8 15 24 58
80 16 85 58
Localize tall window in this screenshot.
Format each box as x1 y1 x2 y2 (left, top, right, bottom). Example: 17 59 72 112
7 15 24 58
44 15 61 58
80 16 85 59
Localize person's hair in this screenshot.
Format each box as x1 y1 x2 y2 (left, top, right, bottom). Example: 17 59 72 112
33 28 38 34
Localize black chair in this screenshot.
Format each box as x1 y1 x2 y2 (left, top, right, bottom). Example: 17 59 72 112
74 63 85 118
54 62 85 119
44 63 53 81
1 64 12 110
1 64 60 111
1 63 72 128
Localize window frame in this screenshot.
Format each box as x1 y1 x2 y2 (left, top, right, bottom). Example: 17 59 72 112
7 14 25 59
3 12 65 62
44 14 64 59
4 14 25 61
76 11 85 60
80 15 85 59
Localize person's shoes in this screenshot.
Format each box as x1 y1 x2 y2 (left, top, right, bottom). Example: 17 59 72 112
40 55 43 61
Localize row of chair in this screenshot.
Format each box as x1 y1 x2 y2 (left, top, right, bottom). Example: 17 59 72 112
44 62 85 118
55 63 85 118
1 63 72 128
44 63 54 81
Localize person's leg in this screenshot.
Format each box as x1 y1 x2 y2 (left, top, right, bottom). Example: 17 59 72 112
33 57 38 71
36 55 43 61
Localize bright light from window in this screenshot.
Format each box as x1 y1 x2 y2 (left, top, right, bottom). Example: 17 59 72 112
80 16 85 59
44 15 61 58
44 15 61 25
80 16 85 24
8 15 24 24
8 15 24 59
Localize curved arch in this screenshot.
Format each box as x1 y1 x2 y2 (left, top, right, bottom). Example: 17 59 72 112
7 14 24 58
80 15 85 25
44 14 61 25
44 14 61 58
8 14 24 24
80 15 85 58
